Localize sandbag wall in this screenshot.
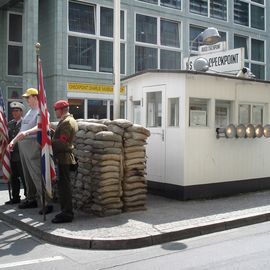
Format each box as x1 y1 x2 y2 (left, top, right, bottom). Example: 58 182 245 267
122 124 150 212
71 120 108 212
71 119 150 216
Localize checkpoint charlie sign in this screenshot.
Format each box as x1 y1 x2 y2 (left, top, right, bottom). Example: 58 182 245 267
184 48 244 74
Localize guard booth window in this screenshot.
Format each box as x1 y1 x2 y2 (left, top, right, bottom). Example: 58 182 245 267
146 91 162 127
239 103 264 125
189 98 209 127
215 100 232 128
168 98 179 127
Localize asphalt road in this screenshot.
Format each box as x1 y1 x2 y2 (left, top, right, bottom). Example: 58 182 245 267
1 219 270 269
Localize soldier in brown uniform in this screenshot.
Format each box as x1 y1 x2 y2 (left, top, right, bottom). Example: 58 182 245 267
5 102 27 204
51 100 78 223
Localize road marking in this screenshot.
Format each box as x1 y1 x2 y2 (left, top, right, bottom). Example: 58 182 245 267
0 256 64 269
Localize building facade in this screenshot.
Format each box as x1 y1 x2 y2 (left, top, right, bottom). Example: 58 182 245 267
0 0 269 120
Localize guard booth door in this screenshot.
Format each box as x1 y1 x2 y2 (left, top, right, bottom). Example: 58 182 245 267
143 85 166 183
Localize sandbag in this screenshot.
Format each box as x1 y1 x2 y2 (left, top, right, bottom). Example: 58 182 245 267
111 119 133 128
126 124 150 137
95 131 122 142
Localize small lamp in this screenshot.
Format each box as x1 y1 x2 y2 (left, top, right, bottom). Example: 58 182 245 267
236 124 246 138
186 27 221 70
246 124 255 138
263 124 270 138
225 124 236 138
255 124 263 138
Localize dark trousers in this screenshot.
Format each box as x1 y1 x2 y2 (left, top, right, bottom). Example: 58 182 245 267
10 160 27 200
57 164 73 218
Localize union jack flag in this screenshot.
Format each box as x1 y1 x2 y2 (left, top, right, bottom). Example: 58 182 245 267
37 60 56 198
0 90 11 181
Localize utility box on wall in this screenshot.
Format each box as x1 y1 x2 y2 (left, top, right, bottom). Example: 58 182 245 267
122 70 270 200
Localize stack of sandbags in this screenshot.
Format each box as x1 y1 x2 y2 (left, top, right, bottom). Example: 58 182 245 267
91 130 123 216
72 120 108 213
122 124 150 212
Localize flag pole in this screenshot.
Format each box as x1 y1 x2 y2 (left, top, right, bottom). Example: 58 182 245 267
35 42 46 222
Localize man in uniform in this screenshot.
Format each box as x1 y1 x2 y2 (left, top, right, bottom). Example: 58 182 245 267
51 100 78 223
5 102 27 204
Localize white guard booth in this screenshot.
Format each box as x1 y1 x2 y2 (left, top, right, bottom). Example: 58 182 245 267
122 70 270 200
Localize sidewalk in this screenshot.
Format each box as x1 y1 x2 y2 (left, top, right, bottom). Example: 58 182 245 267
1 183 270 250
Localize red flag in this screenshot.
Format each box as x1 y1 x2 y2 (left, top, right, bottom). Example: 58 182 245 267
0 91 11 181
37 60 56 197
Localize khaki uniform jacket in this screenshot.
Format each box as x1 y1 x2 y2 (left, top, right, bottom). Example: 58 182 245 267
52 114 78 165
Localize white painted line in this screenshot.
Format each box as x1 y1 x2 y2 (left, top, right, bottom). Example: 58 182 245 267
0 256 64 269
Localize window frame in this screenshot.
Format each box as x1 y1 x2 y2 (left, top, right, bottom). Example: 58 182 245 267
189 0 228 21
189 24 227 53
234 0 265 31
168 97 180 127
189 98 210 127
234 34 265 79
7 11 23 77
67 1 127 75
134 12 182 72
238 102 265 125
136 0 182 10
215 100 233 128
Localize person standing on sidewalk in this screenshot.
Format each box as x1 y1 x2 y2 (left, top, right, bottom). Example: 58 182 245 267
9 88 53 215
5 102 27 205
51 100 78 223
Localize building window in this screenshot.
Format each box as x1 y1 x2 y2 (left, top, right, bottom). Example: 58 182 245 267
161 0 181 9
68 99 85 119
215 100 232 127
160 19 180 48
137 0 181 10
69 2 95 34
190 0 227 21
189 25 226 51
135 46 158 72
135 14 181 72
168 98 179 127
234 0 265 30
189 98 209 127
9 13 22 42
160 50 181 69
136 14 157 44
68 36 96 71
68 2 126 74
239 104 264 125
234 35 265 79
110 100 125 120
7 13 23 76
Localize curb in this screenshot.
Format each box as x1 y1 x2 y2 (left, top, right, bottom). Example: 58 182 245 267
1 211 270 250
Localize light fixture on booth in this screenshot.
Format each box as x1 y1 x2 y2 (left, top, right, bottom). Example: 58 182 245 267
216 124 236 139
245 124 255 138
186 27 221 70
193 57 209 72
225 124 236 138
263 125 270 138
236 124 246 138
255 125 263 138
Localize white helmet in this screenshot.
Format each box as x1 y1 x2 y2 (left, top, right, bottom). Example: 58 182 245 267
10 101 25 111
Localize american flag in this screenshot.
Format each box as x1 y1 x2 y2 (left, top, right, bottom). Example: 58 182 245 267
37 60 56 198
0 90 11 181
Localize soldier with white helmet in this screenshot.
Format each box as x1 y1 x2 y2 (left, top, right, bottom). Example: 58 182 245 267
5 101 27 204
